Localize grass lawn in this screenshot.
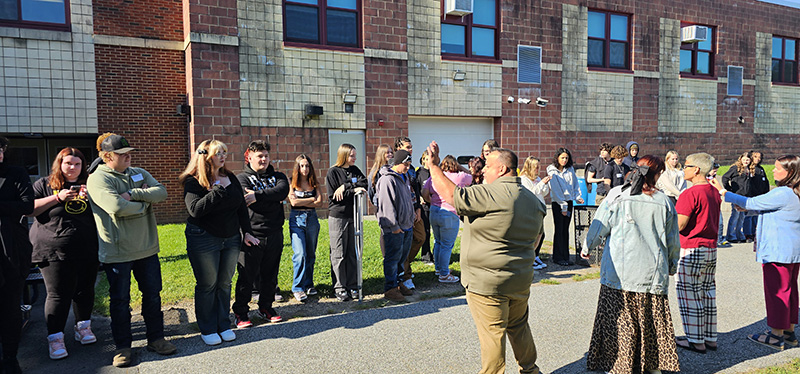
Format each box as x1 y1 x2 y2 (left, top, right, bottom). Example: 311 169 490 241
94 220 462 315
716 164 775 186
744 358 800 374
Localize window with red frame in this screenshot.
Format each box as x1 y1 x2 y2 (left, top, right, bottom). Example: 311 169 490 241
284 0 360 48
441 0 498 60
772 36 798 83
680 24 715 76
0 0 69 29
587 10 630 70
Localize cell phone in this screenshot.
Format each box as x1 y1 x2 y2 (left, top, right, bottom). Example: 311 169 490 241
70 185 81 192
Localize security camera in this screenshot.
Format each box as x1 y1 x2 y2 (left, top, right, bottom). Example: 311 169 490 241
738 116 745 124
517 98 532 105
535 97 548 107
507 96 515 103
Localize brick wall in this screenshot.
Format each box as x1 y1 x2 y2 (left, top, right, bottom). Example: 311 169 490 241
93 0 183 40
95 45 189 223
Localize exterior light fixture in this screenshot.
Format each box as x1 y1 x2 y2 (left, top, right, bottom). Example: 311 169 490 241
453 70 466 81
342 90 358 104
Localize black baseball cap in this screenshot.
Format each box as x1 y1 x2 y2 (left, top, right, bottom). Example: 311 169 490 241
100 135 135 153
391 150 413 165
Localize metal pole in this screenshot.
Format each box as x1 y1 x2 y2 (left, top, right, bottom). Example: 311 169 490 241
353 190 366 302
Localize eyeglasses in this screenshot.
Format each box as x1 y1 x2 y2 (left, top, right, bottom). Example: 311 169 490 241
685 165 698 168
215 152 227 157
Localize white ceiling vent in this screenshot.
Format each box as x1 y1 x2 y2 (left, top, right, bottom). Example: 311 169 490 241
681 25 708 43
445 0 473 16
517 45 542 84
727 66 744 96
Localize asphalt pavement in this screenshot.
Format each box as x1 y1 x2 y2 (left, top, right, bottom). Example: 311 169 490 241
14 203 800 373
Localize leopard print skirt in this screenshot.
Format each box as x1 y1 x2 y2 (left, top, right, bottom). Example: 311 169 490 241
587 285 680 374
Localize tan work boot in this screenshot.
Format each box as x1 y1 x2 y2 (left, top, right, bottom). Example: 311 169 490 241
146 338 177 355
399 282 413 296
384 287 406 302
113 348 132 367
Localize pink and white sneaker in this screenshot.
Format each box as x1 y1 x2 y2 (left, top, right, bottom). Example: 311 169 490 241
74 320 97 345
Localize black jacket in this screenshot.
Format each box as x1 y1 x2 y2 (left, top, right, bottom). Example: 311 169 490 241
0 164 34 286
722 166 752 196
326 165 368 219
184 173 253 239
751 165 770 196
237 164 289 236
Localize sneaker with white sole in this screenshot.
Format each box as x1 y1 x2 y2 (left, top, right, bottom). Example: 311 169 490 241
293 290 308 302
438 273 460 283
306 287 318 296
47 332 68 360
74 320 97 345
219 329 236 342
201 333 222 346
235 314 253 329
402 278 415 290
533 262 546 270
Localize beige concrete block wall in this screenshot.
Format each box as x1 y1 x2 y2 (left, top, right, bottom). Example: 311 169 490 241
0 0 97 134
657 18 717 133
406 0 501 117
238 0 366 129
560 4 631 132
754 32 800 134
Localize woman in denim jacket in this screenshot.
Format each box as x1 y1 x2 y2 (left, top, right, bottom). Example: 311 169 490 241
712 155 800 350
582 155 681 374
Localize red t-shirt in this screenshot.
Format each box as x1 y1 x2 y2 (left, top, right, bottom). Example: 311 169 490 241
675 183 721 248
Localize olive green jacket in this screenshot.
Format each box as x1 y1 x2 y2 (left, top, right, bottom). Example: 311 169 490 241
87 165 166 263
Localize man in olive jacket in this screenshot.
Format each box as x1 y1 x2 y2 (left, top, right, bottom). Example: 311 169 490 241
426 141 546 374
87 134 175 367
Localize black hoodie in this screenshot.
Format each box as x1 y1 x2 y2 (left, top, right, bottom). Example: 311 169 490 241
236 164 289 236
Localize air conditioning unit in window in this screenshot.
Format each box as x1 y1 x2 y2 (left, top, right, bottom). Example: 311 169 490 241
445 0 473 16
681 25 708 43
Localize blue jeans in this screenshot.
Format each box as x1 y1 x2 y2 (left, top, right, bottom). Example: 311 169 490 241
727 205 746 242
430 205 460 276
289 209 320 293
717 214 725 243
104 254 164 349
743 214 757 237
382 230 412 292
185 223 241 335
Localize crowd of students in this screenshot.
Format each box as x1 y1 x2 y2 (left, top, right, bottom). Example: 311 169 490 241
2 132 800 374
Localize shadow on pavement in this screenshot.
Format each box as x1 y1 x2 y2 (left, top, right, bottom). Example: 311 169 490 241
550 318 792 374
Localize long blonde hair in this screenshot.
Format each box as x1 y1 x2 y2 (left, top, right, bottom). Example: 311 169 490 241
520 156 540 179
734 151 755 175
665 150 682 170
333 143 355 168
369 144 392 187
179 140 231 189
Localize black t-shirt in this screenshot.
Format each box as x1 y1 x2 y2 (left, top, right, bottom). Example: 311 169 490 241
603 162 631 191
30 177 98 263
586 156 610 195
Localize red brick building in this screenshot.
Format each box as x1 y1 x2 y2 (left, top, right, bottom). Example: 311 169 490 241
2 0 800 222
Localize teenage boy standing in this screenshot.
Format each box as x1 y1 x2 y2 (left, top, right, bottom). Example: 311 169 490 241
395 137 423 291
233 140 289 327
375 150 415 302
86 133 176 367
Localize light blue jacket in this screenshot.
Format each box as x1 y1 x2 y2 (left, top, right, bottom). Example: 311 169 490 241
726 187 800 264
584 186 680 295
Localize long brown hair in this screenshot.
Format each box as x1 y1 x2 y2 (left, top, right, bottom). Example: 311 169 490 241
636 155 665 196
369 144 392 187
179 140 231 189
440 155 459 173
734 151 755 175
519 156 540 180
291 154 318 190
776 155 800 200
49 147 89 190
333 143 355 168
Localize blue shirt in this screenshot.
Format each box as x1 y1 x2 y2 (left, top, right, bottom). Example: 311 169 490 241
726 186 800 264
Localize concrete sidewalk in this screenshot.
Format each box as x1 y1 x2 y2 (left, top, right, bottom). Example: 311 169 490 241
16 237 800 374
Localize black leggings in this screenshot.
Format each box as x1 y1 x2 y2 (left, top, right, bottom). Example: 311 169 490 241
551 201 573 263
40 259 99 335
535 231 545 258
0 275 22 360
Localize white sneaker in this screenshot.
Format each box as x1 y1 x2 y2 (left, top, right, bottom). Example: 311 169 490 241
219 329 236 342
48 332 68 360
74 320 97 345
201 333 222 346
402 278 415 290
533 263 546 270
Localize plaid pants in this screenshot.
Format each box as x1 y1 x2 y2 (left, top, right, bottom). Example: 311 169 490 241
676 246 718 344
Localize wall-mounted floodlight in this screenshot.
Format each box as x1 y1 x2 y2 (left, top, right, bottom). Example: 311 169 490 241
343 90 358 104
453 70 466 81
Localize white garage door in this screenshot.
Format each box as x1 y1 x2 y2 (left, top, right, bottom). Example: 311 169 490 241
408 117 493 164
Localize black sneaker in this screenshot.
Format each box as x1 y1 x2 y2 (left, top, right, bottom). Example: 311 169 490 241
256 307 282 323
306 287 318 296
334 290 351 301
350 289 360 300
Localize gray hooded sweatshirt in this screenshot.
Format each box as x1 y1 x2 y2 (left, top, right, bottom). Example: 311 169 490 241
375 166 415 234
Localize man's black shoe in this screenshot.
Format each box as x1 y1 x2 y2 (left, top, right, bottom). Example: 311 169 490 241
335 290 351 301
